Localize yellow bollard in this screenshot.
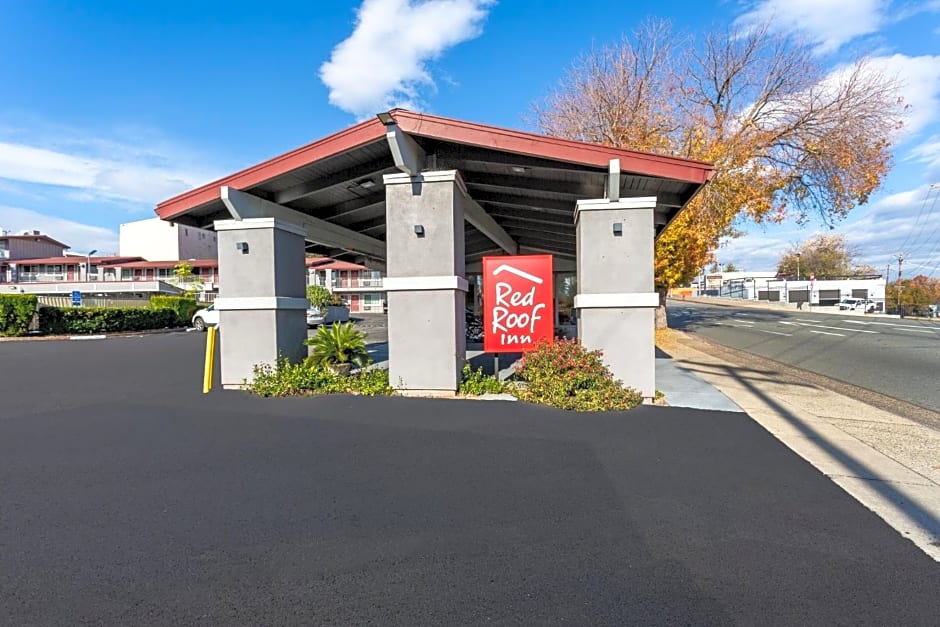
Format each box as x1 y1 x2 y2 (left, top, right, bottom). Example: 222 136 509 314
203 325 217 394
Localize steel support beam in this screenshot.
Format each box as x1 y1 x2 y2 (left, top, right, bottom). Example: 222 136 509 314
273 158 396 204
463 197 518 256
221 186 386 259
386 124 425 176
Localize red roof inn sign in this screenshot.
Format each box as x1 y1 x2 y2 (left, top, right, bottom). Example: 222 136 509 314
482 255 554 352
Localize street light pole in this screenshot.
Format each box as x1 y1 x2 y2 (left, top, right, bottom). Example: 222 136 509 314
796 253 801 282
85 249 98 282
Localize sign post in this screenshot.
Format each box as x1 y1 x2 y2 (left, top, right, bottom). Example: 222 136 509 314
482 255 554 375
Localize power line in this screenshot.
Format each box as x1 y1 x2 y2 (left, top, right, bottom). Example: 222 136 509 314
899 184 940 254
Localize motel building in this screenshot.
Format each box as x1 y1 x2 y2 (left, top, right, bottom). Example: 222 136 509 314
156 110 714 397
306 257 386 314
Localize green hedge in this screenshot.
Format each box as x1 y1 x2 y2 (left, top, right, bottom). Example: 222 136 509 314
0 294 38 336
38 307 179 335
150 295 199 324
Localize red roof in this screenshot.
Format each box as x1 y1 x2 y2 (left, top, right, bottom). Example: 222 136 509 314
5 256 78 265
112 259 218 269
306 258 368 271
8 255 143 267
155 109 714 221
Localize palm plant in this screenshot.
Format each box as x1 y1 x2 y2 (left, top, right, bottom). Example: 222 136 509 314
304 322 370 372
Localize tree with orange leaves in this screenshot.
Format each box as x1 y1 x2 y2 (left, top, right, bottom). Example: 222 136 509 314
536 19 905 291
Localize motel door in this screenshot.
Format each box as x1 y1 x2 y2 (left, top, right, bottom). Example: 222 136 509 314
349 294 360 312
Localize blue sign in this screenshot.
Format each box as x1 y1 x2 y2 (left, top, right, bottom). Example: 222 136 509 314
71 290 82 307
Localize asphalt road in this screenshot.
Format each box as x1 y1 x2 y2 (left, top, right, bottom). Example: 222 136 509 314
669 301 940 413
2 334 939 625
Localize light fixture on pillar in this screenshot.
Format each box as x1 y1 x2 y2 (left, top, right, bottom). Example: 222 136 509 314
414 224 425 238
376 112 396 126
612 222 623 237
235 241 250 254
356 178 375 189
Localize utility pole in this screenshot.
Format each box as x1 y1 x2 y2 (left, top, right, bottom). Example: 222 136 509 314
897 254 904 318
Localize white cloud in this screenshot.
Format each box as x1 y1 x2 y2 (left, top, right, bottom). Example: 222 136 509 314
909 135 940 176
319 0 495 117
0 205 119 254
0 127 223 208
718 184 940 276
862 54 940 137
734 0 890 54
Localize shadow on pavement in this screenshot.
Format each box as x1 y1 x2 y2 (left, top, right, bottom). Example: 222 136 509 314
672 356 940 552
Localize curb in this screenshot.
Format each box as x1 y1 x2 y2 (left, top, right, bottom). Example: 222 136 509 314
0 327 189 343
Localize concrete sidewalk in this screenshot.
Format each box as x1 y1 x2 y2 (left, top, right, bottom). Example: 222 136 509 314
657 327 940 561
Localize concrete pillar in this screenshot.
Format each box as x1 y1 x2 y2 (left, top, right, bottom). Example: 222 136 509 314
383 170 467 394
574 197 659 398
214 218 309 389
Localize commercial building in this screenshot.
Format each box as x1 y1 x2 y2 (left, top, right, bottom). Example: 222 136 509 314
119 217 218 260
155 109 714 396
694 270 887 308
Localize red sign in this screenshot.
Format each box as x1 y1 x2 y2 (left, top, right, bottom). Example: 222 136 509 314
482 255 554 353
810 273 815 281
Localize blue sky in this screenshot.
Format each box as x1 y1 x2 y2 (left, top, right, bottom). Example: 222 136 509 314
1 0 939 276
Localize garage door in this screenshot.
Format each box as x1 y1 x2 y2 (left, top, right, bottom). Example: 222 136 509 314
758 290 781 302
852 289 869 299
819 289 841 306
789 289 809 303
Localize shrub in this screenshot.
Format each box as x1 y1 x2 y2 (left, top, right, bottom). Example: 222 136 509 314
304 322 369 367
514 338 643 411
37 306 180 335
245 358 393 397
0 294 38 336
150 295 199 324
458 363 508 396
306 285 332 309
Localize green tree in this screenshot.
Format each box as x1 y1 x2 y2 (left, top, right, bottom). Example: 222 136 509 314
777 235 874 279
172 261 203 292
724 263 738 272
306 285 332 310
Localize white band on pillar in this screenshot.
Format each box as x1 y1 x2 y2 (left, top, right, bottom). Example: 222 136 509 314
215 297 310 310
574 293 659 308
213 217 307 237
382 276 469 292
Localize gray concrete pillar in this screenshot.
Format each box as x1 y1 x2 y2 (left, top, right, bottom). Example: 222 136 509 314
574 197 659 398
214 218 309 389
383 170 467 394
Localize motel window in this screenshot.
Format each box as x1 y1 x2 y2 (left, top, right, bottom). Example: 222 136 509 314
121 269 133 280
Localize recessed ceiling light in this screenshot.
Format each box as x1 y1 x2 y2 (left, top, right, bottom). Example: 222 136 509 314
357 178 376 189
511 166 527 174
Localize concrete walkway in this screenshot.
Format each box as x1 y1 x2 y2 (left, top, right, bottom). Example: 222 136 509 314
658 327 940 561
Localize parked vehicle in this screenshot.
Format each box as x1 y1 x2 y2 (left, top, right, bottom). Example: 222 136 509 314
192 305 219 331
838 298 876 313
306 308 325 328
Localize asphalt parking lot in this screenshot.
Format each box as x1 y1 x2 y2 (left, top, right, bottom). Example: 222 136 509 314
2 333 939 625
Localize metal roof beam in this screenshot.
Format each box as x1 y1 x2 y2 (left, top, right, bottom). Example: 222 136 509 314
462 172 600 198
386 124 425 176
273 158 395 205
471 191 575 215
464 196 518 256
221 186 386 259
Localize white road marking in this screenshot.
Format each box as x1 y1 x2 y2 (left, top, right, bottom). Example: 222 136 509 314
795 322 879 334
758 329 792 336
845 320 936 333
809 330 845 337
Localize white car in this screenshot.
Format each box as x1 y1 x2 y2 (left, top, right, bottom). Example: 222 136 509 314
838 298 876 313
191 305 219 331
306 308 325 328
